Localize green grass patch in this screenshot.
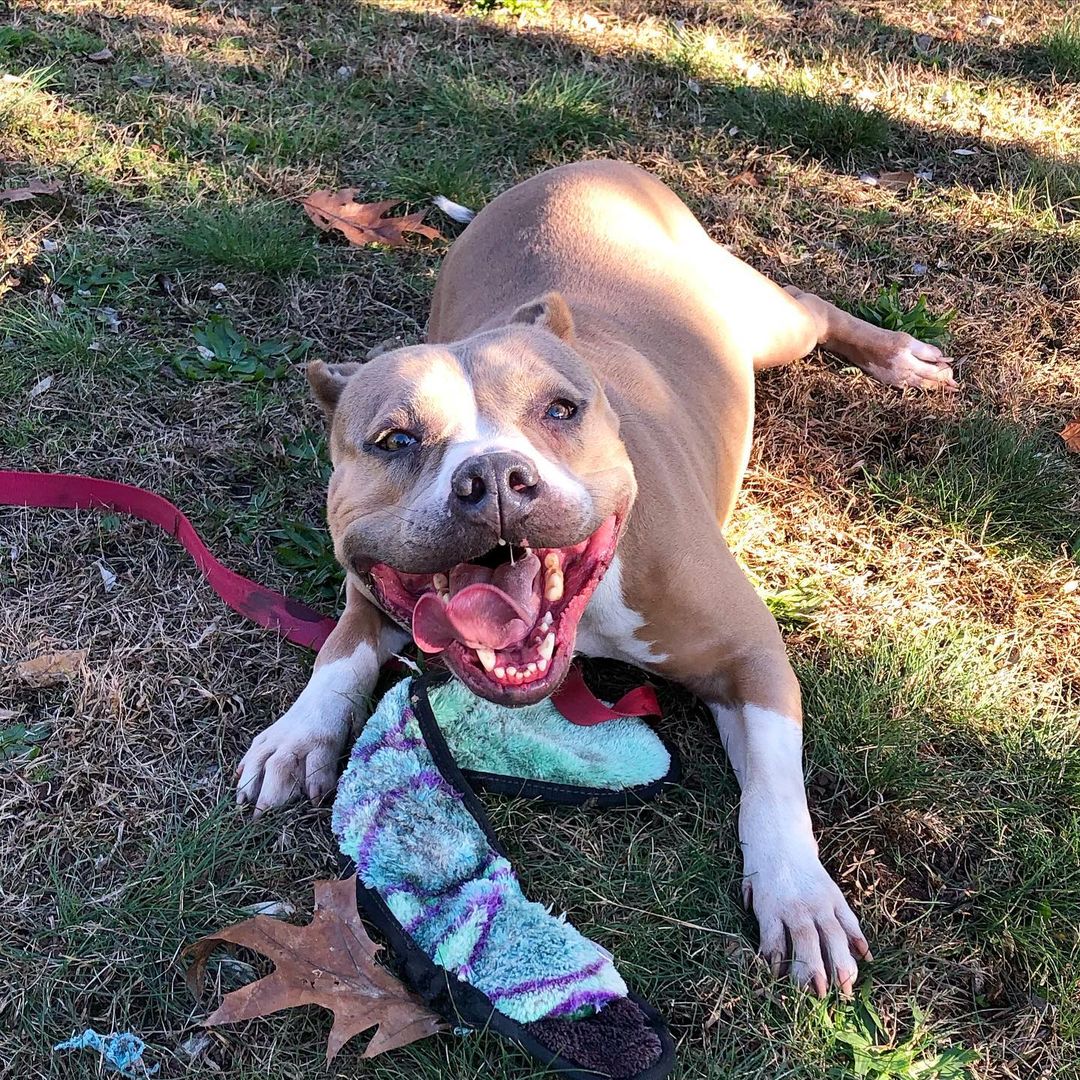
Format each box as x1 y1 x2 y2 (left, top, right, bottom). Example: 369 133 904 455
866 413 1080 560
164 202 320 276
720 83 893 164
426 70 622 160
1041 16 1080 80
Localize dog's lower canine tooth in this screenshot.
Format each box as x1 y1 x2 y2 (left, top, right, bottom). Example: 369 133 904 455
537 657 549 674
494 667 505 679
476 647 497 672
543 552 561 571
539 632 555 660
544 572 564 602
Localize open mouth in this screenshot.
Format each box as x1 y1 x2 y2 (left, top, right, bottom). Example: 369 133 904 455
367 514 621 705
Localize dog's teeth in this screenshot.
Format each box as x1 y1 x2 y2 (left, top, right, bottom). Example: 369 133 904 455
537 657 549 674
494 666 505 679
498 538 507 547
543 552 561 571
506 666 517 677
476 648 497 672
541 611 554 629
525 663 537 675
544 572 564 603
539 632 555 660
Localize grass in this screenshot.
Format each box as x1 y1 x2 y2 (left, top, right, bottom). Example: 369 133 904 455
866 413 1080 560
166 203 321 276
2 1 1080 1079
1041 16 1080 80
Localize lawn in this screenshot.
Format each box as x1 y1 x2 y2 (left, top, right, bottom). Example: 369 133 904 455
1 1 1078 1078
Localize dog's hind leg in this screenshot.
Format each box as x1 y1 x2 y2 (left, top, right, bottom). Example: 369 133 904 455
703 241 955 389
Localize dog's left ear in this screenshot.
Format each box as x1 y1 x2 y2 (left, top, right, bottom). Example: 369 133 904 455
307 359 363 421
511 291 575 343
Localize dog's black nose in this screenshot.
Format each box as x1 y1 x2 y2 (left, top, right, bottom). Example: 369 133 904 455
451 451 542 534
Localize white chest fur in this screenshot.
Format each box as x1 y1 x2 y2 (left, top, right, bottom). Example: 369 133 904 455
575 554 668 667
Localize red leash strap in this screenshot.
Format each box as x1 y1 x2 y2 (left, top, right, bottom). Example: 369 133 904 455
0 470 338 650
0 470 660 725
551 663 661 725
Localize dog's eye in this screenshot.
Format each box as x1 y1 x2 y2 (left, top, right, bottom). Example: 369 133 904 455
545 399 578 421
374 430 419 453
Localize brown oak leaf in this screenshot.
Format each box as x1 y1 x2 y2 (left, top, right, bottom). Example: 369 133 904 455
185 876 443 1062
1060 420 1080 453
0 179 61 204
15 649 86 687
876 170 918 191
301 190 442 249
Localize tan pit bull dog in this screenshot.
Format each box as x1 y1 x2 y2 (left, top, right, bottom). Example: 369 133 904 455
237 160 956 997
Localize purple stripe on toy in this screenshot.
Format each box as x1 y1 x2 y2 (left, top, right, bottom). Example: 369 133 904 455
488 956 609 1002
354 769 449 872
401 851 507 933
546 986 624 1017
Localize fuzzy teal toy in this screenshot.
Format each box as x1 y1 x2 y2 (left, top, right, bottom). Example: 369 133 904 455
332 671 678 1080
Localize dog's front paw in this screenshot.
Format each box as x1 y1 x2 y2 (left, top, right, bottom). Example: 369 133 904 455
744 855 871 998
236 707 351 816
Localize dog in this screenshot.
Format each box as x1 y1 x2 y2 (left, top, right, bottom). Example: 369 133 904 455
237 160 955 997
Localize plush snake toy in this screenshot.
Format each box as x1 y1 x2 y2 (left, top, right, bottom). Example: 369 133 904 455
332 671 681 1079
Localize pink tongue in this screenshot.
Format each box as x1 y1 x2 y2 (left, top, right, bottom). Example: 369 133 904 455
412 553 541 654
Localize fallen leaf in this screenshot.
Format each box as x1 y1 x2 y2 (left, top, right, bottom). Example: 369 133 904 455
301 191 442 249
87 47 114 62
731 169 761 188
15 649 87 687
0 179 60 204
952 147 978 156
186 876 443 1062
1060 420 1080 453
877 170 918 191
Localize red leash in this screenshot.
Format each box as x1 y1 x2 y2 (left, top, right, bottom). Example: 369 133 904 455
0 470 660 724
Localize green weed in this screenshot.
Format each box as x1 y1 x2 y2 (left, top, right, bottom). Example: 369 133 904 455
273 520 342 605
174 316 310 382
853 284 955 347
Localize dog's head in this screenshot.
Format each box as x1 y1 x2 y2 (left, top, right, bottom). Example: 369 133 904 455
309 292 636 705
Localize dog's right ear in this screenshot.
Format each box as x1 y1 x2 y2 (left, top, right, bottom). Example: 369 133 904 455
307 360 363 421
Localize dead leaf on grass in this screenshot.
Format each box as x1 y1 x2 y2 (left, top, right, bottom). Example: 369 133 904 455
186 876 443 1062
0 179 60 204
731 169 761 188
1060 420 1080 453
15 649 87 687
877 170 918 191
301 190 442 249
87 47 114 62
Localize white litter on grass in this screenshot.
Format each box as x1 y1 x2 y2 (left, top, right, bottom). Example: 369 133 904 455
209 282 228 295
915 169 934 182
433 194 476 224
28 374 54 399
952 147 978 156
859 172 879 186
242 899 298 918
97 560 118 593
41 238 59 253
